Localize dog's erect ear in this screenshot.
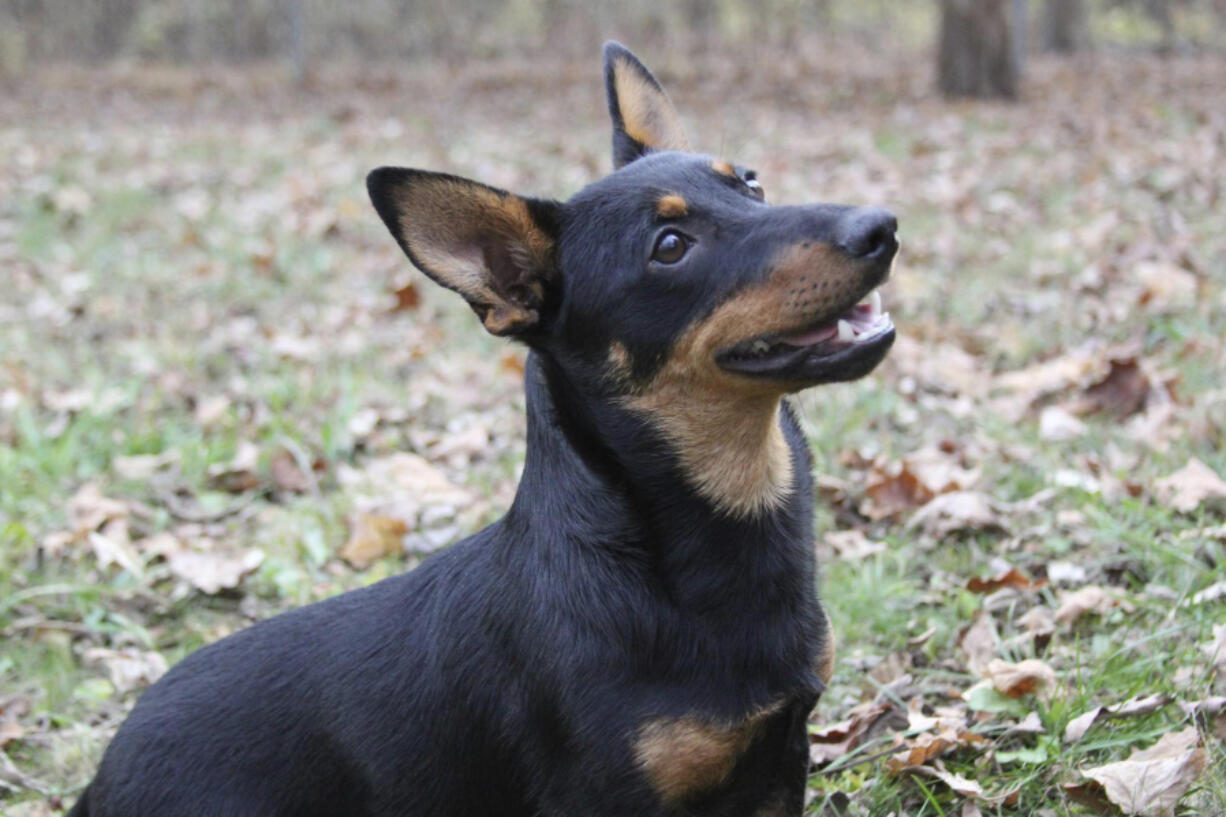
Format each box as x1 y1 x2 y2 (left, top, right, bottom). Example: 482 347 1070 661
603 41 690 169
366 168 560 337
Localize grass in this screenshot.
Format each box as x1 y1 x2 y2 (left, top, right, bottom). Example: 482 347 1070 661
2 43 1225 816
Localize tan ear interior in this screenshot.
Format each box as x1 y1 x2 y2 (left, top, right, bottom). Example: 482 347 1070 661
611 57 690 154
390 179 554 334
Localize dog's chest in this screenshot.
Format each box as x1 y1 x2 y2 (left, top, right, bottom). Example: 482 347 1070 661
631 701 783 805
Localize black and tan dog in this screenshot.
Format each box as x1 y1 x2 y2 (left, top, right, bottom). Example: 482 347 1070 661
69 43 897 817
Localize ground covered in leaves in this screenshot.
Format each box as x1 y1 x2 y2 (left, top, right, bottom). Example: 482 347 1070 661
1 45 1224 816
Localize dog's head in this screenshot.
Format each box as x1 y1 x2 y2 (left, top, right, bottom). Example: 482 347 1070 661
368 43 898 516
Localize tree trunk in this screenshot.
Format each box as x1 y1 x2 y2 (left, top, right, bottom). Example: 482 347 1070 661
1041 0 1090 52
938 0 1020 99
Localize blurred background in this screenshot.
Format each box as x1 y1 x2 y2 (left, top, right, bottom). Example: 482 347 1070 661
2 2 1225 815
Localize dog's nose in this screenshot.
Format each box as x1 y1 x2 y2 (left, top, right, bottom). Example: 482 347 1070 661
836 207 898 260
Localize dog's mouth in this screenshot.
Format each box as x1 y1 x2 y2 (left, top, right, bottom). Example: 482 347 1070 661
716 288 895 383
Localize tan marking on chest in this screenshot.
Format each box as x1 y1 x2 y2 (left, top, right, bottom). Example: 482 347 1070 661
634 704 781 804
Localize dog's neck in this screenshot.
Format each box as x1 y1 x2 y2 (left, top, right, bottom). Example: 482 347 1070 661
507 353 818 615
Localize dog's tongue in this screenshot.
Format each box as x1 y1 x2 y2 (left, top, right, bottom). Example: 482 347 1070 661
779 323 839 347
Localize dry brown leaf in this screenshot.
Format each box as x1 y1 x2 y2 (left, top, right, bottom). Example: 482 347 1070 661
958 612 998 675
207 440 262 493
1055 585 1135 626
340 513 408 569
0 696 29 749
1188 581 1226 606
1202 623 1226 672
1071 358 1152 419
1065 694 1172 743
1079 728 1206 817
269 447 322 494
885 731 955 772
1154 458 1226 513
906 491 1003 537
967 566 1041 594
67 483 129 534
823 529 887 560
165 543 264 594
1039 405 1087 441
921 766 984 799
993 349 1102 403
390 280 421 312
1179 696 1226 742
1134 261 1198 314
83 648 168 695
982 658 1057 699
1017 606 1056 637
808 701 890 766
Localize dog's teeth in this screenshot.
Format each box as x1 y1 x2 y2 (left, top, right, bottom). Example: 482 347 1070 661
867 290 882 317
837 319 856 342
751 340 771 355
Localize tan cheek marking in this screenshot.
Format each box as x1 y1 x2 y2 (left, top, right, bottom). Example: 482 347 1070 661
712 159 737 178
655 194 688 218
622 243 862 518
634 705 780 804
613 62 690 153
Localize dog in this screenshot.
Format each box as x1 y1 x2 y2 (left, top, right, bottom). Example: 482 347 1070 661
68 42 897 817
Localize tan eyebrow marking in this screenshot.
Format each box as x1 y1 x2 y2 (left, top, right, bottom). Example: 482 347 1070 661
655 194 688 218
711 160 737 178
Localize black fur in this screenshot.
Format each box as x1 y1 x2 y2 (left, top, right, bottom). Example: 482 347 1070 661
69 42 897 817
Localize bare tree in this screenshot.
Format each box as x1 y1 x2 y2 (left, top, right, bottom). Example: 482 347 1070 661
938 0 1020 99
1042 0 1091 52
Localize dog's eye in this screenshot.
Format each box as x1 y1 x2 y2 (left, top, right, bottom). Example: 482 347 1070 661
651 231 689 264
744 171 766 201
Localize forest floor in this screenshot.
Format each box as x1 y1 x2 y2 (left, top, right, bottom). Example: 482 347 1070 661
1 44 1225 816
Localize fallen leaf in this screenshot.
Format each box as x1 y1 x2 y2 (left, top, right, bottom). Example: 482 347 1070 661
1189 581 1226 606
1079 727 1206 817
1179 696 1226 742
967 566 1041 594
1039 405 1087 441
165 542 264 594
906 491 1003 537
1154 458 1226 513
958 611 999 674
340 513 408 569
982 658 1057 699
207 440 262 493
885 730 955 772
1017 606 1056 637
1055 585 1135 625
0 696 29 748
390 280 421 312
824 529 887 560
269 447 322 494
1064 694 1172 743
808 700 891 766
67 483 128 535
1134 261 1198 314
83 648 168 695
1071 357 1152 418
1202 623 1226 672
860 447 979 520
